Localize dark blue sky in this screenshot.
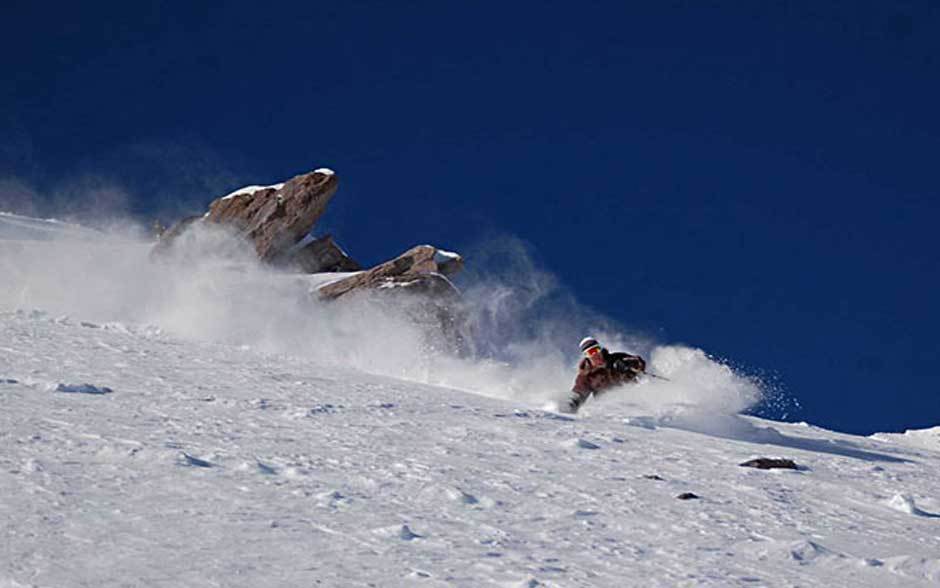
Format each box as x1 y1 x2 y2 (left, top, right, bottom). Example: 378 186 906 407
3 1 938 434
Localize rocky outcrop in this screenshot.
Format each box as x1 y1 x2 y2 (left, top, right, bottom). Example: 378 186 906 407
154 168 338 262
317 245 470 355
318 245 463 300
150 168 468 352
206 169 338 261
284 234 361 273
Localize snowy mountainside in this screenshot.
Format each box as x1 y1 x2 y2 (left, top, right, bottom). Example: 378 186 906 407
2 219 939 586
871 427 940 453
0 212 102 242
2 311 940 587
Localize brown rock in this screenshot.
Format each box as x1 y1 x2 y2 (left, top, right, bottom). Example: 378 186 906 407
316 245 470 355
318 245 463 300
284 234 360 273
206 169 339 261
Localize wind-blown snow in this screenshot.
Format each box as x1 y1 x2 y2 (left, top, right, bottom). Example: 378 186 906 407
0 211 102 241
3 217 938 586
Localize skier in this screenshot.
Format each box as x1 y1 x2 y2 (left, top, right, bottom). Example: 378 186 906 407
567 336 646 412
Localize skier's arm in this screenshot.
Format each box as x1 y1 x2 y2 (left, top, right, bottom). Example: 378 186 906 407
611 354 645 374
572 358 595 394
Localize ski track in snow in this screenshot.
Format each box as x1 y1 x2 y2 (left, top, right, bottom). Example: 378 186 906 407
2 312 940 587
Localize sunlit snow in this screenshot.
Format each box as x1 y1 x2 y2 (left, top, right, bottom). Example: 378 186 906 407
1 218 938 587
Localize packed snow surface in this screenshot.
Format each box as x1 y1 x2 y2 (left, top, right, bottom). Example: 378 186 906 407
2 219 939 587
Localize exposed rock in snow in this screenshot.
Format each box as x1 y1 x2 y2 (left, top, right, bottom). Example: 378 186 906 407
55 383 113 395
318 244 463 300
207 169 338 261
284 233 360 273
153 168 338 262
149 170 466 330
739 457 800 470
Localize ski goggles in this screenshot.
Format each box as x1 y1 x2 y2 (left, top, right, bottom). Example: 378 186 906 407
584 346 602 357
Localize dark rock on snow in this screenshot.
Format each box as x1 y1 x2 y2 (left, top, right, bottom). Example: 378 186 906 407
739 458 800 470
56 383 113 395
317 244 470 354
677 492 700 500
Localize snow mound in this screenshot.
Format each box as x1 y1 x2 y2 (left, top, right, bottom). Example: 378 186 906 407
871 426 940 453
886 494 940 518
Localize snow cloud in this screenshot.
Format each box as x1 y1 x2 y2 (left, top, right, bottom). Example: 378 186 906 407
0 222 766 422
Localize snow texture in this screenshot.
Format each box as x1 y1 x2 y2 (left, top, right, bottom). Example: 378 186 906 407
219 182 285 201
0 212 102 241
434 248 461 264
871 426 940 453
2 218 939 587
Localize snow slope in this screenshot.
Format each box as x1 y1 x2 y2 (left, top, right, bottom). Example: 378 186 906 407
0 212 102 242
871 427 940 453
2 221 939 587
3 312 940 587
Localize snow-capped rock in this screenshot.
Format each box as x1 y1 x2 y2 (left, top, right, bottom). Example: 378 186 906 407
153 168 338 263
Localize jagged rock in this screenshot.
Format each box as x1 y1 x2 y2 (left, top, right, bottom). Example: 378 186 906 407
283 234 360 273
316 245 470 355
207 168 338 261
150 169 470 352
153 168 338 262
318 245 463 300
740 458 800 470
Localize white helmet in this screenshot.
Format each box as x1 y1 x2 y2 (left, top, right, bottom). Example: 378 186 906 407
579 337 600 353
